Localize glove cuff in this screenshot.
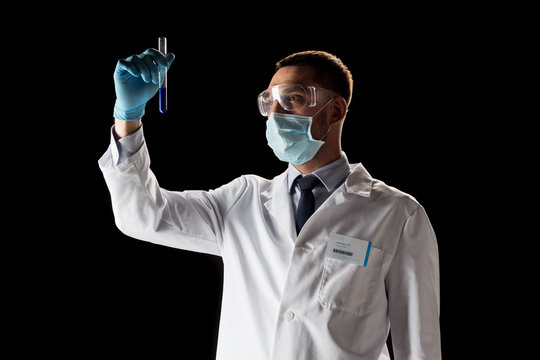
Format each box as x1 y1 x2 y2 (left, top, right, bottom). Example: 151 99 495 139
113 102 146 121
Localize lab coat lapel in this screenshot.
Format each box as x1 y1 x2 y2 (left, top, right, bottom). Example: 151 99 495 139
263 171 297 243
263 163 373 245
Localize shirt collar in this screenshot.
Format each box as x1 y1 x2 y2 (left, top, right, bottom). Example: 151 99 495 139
287 152 351 192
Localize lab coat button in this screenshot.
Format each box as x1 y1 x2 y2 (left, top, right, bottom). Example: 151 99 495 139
284 310 295 321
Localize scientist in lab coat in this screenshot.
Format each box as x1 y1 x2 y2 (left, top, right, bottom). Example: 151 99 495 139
99 49 441 360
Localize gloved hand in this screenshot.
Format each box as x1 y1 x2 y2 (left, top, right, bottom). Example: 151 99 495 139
113 48 175 121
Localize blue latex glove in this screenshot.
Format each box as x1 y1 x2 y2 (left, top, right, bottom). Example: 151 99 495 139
113 48 175 121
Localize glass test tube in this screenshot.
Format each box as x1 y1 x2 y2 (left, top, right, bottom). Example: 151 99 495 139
158 37 167 113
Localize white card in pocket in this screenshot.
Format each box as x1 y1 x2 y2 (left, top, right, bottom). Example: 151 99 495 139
326 232 372 267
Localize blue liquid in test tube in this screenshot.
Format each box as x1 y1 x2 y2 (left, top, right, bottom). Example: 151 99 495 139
158 37 167 113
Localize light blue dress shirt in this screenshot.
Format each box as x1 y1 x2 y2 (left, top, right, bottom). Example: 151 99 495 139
287 154 351 215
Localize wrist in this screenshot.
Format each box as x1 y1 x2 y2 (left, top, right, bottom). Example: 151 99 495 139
114 118 141 139
113 102 146 121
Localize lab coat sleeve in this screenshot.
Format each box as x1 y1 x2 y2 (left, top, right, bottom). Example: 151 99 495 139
385 205 441 360
98 140 246 257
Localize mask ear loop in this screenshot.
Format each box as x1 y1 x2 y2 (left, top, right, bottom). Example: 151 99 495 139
310 97 336 141
317 125 332 141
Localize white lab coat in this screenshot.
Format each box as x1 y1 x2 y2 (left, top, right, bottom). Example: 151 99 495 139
99 140 441 360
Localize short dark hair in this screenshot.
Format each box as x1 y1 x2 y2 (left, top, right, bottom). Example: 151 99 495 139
275 50 353 106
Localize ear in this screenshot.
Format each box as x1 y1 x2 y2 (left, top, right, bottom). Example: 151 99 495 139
329 97 348 125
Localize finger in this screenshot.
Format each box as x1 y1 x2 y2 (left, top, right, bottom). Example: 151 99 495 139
165 53 175 70
116 56 141 78
131 54 152 83
142 48 170 68
142 48 175 70
141 53 159 85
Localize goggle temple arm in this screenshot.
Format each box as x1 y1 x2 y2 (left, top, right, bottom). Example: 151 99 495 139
308 86 317 107
271 86 280 103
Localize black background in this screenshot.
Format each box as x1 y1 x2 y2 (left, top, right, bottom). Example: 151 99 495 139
6 6 525 359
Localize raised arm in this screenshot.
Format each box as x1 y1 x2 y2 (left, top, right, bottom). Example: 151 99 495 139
99 48 241 256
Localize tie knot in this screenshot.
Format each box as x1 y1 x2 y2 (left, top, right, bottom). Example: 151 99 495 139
296 175 320 191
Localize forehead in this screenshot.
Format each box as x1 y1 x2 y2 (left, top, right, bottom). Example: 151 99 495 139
269 65 321 88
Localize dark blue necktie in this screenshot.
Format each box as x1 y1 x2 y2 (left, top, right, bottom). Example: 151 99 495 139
295 175 321 234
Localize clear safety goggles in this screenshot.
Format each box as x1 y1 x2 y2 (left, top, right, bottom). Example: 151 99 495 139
257 84 339 117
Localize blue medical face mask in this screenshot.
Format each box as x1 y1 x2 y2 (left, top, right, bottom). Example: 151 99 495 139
266 105 331 165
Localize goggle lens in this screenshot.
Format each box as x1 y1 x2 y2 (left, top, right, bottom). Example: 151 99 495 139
258 84 311 116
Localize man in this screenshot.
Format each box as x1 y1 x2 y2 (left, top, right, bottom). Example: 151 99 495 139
99 49 441 359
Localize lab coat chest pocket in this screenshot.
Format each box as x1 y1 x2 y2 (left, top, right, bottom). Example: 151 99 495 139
318 247 383 315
